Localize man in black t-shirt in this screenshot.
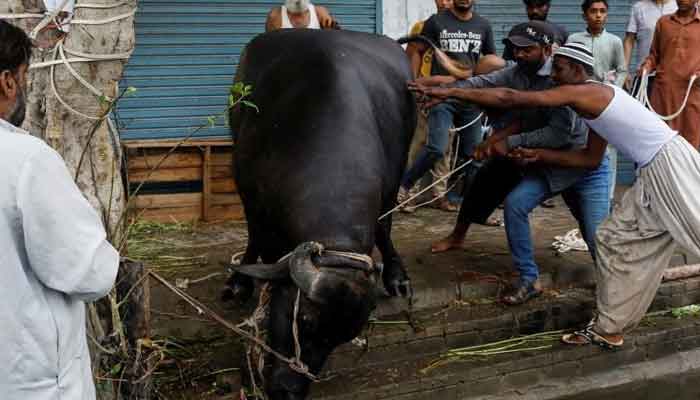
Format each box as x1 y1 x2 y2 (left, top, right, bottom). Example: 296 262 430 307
398 0 496 204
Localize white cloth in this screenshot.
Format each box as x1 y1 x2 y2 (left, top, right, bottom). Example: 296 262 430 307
281 2 320 29
625 0 677 72
0 119 119 400
594 135 700 334
42 0 75 32
582 82 676 167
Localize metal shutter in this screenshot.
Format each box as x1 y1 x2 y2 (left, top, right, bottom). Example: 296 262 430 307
116 0 381 141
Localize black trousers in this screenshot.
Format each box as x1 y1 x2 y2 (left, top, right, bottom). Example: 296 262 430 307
456 157 523 226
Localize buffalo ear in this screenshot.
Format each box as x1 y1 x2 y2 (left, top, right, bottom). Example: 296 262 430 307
233 262 290 280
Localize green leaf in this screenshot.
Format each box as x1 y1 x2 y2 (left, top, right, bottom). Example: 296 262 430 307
242 100 259 112
206 115 217 127
110 363 123 376
231 82 245 94
126 86 137 95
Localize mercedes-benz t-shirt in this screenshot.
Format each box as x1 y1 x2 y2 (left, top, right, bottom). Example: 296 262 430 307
421 10 496 76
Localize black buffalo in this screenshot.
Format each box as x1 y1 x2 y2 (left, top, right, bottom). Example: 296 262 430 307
226 29 416 399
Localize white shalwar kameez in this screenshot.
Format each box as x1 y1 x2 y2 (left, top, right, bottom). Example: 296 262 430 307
583 84 700 334
0 118 119 400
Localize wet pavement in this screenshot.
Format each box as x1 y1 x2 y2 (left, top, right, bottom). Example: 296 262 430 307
134 186 700 399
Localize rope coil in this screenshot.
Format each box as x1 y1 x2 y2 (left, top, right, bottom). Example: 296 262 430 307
636 70 698 121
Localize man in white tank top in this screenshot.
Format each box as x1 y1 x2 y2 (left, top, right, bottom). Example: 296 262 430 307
265 0 338 32
411 42 700 349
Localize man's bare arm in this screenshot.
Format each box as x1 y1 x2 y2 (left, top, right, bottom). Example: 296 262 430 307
315 6 337 29
410 82 611 119
509 130 608 170
406 42 428 78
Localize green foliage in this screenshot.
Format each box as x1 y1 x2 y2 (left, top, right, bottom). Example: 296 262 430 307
671 304 700 319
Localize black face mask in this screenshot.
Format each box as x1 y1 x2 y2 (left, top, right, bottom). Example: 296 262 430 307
516 59 541 74
8 83 26 127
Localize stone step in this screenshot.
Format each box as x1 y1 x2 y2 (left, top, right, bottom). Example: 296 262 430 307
310 276 700 399
313 313 700 400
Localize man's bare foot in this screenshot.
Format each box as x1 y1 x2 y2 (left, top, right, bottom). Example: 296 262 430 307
431 234 467 253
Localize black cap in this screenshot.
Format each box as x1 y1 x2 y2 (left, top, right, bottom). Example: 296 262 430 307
503 21 555 47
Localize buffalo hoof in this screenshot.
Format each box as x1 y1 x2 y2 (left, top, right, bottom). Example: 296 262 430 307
383 277 413 298
221 279 254 304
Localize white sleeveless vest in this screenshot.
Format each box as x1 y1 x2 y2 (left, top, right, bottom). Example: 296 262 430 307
281 2 321 29
582 82 676 167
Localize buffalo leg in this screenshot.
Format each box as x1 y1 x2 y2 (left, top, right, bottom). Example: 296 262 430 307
222 243 257 303
376 216 412 298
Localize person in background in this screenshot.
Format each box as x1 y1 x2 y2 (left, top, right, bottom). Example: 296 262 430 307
503 0 569 209
397 0 496 207
567 0 627 206
0 20 119 400
412 42 700 349
404 0 459 212
639 0 700 149
623 0 677 90
425 27 610 306
503 0 570 61
265 0 338 31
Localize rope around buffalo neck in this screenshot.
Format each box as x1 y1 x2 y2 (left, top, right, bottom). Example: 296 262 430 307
636 70 698 121
149 271 320 383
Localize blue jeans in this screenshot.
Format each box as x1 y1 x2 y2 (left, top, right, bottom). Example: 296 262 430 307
504 156 611 286
401 101 483 190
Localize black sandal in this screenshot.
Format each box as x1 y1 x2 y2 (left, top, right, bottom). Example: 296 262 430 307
561 326 624 350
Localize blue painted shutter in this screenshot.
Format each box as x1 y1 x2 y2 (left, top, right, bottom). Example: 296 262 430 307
116 0 381 141
476 0 636 184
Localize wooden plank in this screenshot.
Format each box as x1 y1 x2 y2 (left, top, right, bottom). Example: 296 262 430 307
123 138 233 149
210 152 233 166
211 165 233 179
129 167 202 182
211 177 236 193
127 151 202 169
209 204 245 221
133 193 202 209
202 147 212 221
211 193 241 206
133 206 201 223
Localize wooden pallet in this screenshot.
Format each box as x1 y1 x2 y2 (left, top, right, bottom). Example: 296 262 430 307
123 139 244 223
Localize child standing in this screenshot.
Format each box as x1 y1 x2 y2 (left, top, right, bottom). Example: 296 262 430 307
568 0 627 205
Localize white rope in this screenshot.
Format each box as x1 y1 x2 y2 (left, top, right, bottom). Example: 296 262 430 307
49 41 105 120
637 70 699 121
0 13 44 19
449 111 484 133
29 0 71 39
74 1 131 9
378 158 474 221
552 228 588 253
29 46 132 70
58 41 109 99
71 9 135 25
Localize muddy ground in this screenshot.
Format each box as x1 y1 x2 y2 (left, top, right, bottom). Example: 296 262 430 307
128 194 602 399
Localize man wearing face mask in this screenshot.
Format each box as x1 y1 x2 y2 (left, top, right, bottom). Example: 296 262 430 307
0 20 119 400
418 21 611 305
265 0 338 31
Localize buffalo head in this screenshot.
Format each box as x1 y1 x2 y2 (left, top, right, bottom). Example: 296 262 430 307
234 242 379 399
